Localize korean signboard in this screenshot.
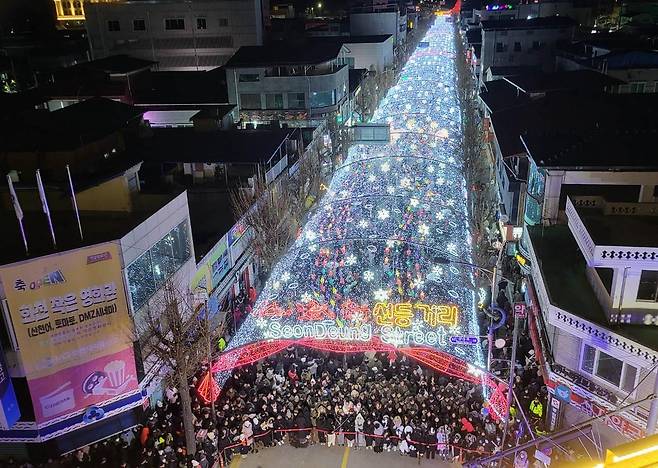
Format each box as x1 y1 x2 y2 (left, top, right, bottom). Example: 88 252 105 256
0 243 138 426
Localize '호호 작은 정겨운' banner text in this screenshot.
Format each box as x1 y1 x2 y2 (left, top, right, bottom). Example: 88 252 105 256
0 243 138 426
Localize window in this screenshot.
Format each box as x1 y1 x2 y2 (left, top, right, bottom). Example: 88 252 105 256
165 18 185 30
310 90 335 108
108 20 120 32
197 17 207 30
287 92 305 109
532 41 541 50
499 30 508 36
637 270 658 302
239 73 260 82
265 93 284 109
495 42 506 52
127 221 192 312
580 344 638 391
239 93 261 109
133 19 146 31
630 81 646 93
514 41 522 52
218 18 229 27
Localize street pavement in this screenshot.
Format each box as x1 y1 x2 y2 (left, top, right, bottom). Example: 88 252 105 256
227 445 458 468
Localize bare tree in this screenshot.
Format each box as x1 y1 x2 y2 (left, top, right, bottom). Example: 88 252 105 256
138 280 210 457
230 177 297 277
453 24 498 268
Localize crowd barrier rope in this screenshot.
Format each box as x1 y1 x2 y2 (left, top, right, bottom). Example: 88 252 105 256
215 426 492 467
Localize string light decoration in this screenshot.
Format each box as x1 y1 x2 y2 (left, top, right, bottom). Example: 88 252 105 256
199 16 502 418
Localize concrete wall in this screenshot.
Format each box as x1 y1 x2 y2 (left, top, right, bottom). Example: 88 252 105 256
85 0 263 71
481 25 573 80
344 38 394 73
542 170 658 223
350 11 402 45
226 65 349 115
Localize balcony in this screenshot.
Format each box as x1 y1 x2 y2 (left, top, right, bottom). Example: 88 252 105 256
566 196 658 268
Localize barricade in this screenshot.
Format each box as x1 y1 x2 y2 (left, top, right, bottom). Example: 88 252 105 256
216 427 491 467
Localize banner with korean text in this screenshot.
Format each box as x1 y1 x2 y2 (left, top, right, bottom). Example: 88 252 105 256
0 243 138 426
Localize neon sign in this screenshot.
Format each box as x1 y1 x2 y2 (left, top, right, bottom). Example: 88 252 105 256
373 302 458 327
256 300 462 348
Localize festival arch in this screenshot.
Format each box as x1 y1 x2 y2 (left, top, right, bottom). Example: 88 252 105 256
197 15 508 419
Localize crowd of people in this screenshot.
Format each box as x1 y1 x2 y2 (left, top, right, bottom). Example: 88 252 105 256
33 342 543 467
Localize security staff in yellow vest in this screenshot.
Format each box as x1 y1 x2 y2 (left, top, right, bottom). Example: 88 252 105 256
529 397 543 419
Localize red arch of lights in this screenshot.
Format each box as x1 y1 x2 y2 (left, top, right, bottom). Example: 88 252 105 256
196 337 508 420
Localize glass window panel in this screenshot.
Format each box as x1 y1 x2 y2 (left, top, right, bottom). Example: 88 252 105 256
637 270 658 301
595 350 623 387
287 92 305 109
265 93 284 109
310 90 335 108
240 93 261 109
622 365 637 392
581 344 596 374
127 250 155 311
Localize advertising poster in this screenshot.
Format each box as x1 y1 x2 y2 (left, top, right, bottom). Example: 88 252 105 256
0 243 138 426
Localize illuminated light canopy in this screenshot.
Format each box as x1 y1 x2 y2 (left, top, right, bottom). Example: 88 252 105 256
201 16 495 417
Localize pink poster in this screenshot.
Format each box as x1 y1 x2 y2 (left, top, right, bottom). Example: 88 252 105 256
28 347 138 424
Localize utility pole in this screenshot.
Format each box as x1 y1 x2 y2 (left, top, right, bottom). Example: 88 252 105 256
500 312 520 459
647 370 658 434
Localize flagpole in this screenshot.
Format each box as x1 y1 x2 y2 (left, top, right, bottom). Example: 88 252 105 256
35 169 56 249
66 165 83 240
6 174 28 255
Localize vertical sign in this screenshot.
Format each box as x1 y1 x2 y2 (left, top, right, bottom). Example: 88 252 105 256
0 243 138 426
546 394 563 433
0 349 20 429
514 302 527 319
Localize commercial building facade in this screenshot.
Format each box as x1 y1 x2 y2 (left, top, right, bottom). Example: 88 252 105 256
85 0 266 70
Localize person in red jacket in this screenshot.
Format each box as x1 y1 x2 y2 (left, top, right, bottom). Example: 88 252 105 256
460 417 474 433
139 424 150 447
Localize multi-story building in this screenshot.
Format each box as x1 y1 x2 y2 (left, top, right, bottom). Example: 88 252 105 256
0 98 195 456
479 16 576 84
525 195 658 446
350 1 407 46
53 0 122 26
224 42 350 127
85 0 267 71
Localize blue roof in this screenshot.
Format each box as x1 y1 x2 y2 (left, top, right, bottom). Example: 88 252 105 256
593 50 658 69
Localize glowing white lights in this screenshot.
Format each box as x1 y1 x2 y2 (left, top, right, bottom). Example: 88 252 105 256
373 288 390 302
363 270 374 281
409 198 419 207
377 209 390 220
346 254 357 266
381 162 390 172
418 223 430 236
301 292 312 303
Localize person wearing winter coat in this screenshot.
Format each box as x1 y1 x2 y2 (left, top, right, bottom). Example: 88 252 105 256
355 413 365 448
373 420 385 453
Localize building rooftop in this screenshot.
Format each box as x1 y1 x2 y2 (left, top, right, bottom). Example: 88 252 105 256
137 128 298 164
479 78 530 114
504 70 624 94
481 16 576 30
528 225 658 351
225 42 344 67
132 68 228 105
310 34 393 45
0 97 144 152
0 191 181 266
487 65 541 77
71 54 157 75
490 93 658 159
591 50 658 70
574 203 658 248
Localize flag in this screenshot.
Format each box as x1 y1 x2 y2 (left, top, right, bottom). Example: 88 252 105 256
6 174 28 254
36 169 56 248
6 175 23 221
66 165 83 240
